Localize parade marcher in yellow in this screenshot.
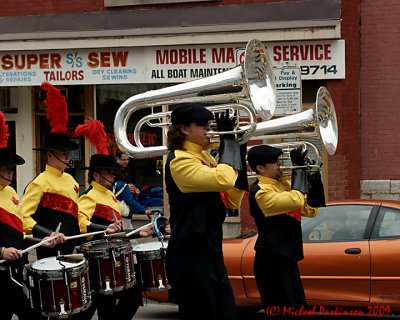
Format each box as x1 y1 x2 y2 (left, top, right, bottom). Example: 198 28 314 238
248 145 323 317
21 82 80 260
75 118 152 320
0 111 57 319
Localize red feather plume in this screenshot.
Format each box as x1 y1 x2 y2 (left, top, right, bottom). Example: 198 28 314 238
41 82 68 133
75 118 109 155
0 111 9 148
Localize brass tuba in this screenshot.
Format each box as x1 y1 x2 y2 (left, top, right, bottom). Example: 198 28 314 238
114 39 276 159
249 86 338 175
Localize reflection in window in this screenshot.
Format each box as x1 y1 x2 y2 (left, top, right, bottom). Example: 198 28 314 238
378 208 400 237
302 205 371 242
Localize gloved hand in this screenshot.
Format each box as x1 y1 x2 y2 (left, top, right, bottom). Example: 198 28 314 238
291 169 308 195
215 109 236 138
307 171 326 207
234 143 249 191
290 146 307 166
217 110 242 170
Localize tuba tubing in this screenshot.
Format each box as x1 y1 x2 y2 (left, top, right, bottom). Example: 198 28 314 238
114 39 276 159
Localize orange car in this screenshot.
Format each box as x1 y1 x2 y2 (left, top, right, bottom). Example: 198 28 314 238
146 199 400 316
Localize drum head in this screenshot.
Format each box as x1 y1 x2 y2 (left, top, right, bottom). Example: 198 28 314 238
132 241 168 252
30 256 84 271
80 238 131 252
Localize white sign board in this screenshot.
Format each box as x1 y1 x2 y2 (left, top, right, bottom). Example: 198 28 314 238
0 40 345 86
274 67 302 115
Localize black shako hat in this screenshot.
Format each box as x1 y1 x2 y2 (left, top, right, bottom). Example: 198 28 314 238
0 148 25 167
171 104 214 125
247 145 283 172
33 132 79 151
82 154 119 171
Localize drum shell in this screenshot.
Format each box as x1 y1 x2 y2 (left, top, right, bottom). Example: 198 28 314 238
26 257 91 317
133 241 170 292
79 238 136 294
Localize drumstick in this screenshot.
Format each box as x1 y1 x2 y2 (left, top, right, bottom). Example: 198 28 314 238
125 222 154 238
0 234 60 264
65 230 106 241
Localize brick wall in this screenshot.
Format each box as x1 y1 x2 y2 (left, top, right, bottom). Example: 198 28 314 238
360 0 400 181
0 0 287 16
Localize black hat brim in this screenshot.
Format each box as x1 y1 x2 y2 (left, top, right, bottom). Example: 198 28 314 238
0 154 25 167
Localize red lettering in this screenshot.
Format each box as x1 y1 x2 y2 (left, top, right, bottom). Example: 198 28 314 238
26 54 38 69
156 50 168 64
100 52 110 67
112 51 128 67
212 48 225 63
1 55 13 70
324 44 331 60
87 52 99 68
50 54 62 68
39 54 49 68
273 44 332 61
273 47 281 61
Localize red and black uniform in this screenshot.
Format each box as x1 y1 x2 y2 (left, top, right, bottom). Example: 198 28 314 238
21 164 80 259
0 185 31 320
249 175 318 312
78 181 142 320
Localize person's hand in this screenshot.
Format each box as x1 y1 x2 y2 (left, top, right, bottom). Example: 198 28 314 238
290 146 307 166
42 236 57 248
3 247 22 261
215 109 236 133
128 183 140 195
106 222 122 234
49 231 67 245
139 225 154 238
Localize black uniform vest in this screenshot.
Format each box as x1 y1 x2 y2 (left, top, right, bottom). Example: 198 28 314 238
249 180 304 261
165 151 226 253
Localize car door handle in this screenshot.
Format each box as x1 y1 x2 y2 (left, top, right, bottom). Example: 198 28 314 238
345 248 361 254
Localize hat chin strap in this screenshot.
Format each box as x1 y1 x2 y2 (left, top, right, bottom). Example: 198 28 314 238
99 173 114 185
51 152 72 167
0 173 13 183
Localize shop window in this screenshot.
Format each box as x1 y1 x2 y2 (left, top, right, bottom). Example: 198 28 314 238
104 0 215 7
96 84 166 190
0 87 17 113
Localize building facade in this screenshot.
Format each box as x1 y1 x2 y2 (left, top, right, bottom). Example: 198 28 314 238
0 0 377 234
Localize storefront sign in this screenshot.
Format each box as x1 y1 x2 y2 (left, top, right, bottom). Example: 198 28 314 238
0 40 344 86
274 67 302 115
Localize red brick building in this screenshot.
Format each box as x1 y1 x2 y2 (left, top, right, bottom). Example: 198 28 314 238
0 0 394 234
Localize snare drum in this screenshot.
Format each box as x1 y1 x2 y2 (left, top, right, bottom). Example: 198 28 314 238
132 241 170 292
79 238 136 295
26 256 91 318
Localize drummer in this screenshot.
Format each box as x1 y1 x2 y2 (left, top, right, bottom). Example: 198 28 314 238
0 111 57 320
76 119 153 320
20 82 80 260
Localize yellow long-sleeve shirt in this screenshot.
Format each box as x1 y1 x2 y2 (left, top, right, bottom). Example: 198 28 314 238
21 164 80 233
169 141 244 209
78 181 121 234
255 175 318 218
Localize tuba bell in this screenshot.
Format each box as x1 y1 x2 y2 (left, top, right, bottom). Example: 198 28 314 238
252 86 338 156
248 86 338 176
114 39 276 159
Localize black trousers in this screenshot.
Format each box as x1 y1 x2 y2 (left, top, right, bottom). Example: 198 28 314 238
83 285 142 320
0 268 31 320
254 250 306 318
166 241 236 320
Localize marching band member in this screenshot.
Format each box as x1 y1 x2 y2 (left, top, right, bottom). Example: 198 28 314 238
75 119 152 320
21 82 80 260
164 104 248 320
247 145 323 317
0 111 56 319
